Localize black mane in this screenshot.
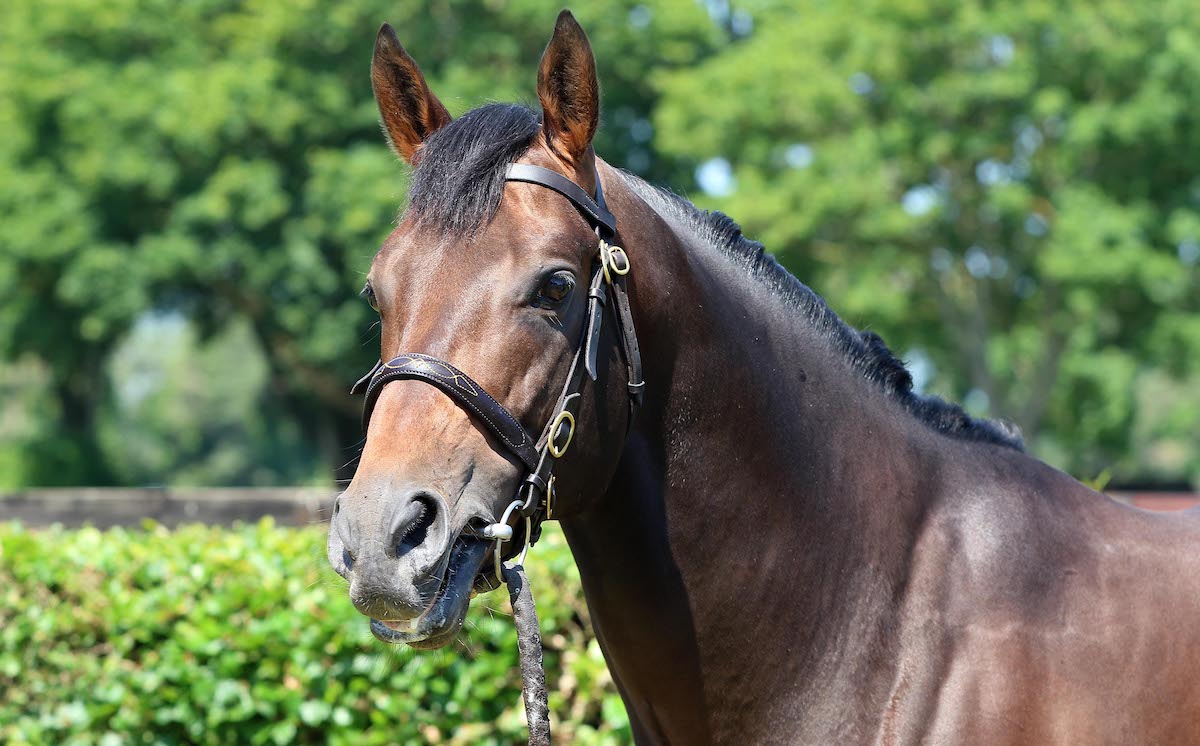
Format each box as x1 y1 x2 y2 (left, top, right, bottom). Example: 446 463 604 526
403 102 1023 451
624 176 1024 451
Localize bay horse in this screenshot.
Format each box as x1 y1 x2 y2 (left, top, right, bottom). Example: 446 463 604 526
327 11 1200 744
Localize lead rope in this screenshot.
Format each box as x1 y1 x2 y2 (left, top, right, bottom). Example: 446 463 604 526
487 495 546 744
503 563 551 746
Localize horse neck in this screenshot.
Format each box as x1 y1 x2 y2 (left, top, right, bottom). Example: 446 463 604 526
560 172 947 730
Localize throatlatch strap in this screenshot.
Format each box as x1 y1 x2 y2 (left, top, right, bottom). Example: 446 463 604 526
609 275 645 408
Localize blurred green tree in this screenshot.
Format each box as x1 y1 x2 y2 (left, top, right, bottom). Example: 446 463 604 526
0 0 723 486
654 0 1200 486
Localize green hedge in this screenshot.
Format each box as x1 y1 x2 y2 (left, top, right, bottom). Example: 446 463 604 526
0 520 628 745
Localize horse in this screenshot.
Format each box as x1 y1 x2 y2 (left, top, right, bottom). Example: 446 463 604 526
327 10 1200 744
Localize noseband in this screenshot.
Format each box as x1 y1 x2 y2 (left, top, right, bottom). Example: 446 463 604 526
350 161 643 744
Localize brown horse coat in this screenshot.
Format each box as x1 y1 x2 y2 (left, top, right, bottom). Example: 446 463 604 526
328 12 1200 744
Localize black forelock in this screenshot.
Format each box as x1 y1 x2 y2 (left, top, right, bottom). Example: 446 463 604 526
403 103 541 234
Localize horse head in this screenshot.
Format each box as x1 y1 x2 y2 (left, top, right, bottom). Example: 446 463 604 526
328 12 636 649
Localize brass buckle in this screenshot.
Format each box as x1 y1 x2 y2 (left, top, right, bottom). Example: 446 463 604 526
545 475 556 520
599 240 630 284
548 410 575 458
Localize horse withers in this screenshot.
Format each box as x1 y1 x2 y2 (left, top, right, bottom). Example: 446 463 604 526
327 10 1200 744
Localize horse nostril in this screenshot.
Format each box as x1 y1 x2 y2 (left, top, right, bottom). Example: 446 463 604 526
343 547 355 571
391 495 438 558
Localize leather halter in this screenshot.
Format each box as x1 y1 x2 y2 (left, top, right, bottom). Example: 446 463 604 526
351 161 644 566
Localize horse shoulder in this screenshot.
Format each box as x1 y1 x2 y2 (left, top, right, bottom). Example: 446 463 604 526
888 447 1200 743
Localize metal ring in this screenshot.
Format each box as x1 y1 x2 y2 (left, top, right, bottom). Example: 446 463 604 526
607 246 631 276
548 410 575 458
491 498 523 582
599 241 614 285
517 517 532 566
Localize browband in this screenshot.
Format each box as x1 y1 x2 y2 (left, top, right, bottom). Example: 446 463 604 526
505 164 616 235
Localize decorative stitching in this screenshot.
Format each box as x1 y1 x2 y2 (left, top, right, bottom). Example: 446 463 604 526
382 354 480 396
400 355 521 435
365 355 538 468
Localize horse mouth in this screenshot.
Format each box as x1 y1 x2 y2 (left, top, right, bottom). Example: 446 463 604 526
370 536 490 649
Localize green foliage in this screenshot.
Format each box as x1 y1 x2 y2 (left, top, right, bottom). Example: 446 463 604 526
96 315 326 486
654 0 1200 486
0 520 627 745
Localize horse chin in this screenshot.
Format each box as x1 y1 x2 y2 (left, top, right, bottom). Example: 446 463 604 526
369 537 490 648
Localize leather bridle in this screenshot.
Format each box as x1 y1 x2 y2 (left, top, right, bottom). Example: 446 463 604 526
350 160 642 745
350 160 644 583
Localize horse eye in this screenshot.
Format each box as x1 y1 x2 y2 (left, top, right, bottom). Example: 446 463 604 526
361 282 379 312
535 273 575 308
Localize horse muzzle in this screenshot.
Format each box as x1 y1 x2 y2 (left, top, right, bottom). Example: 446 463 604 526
369 536 491 649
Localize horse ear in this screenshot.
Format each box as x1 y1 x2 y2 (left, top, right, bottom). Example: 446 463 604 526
370 23 452 163
537 10 599 167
